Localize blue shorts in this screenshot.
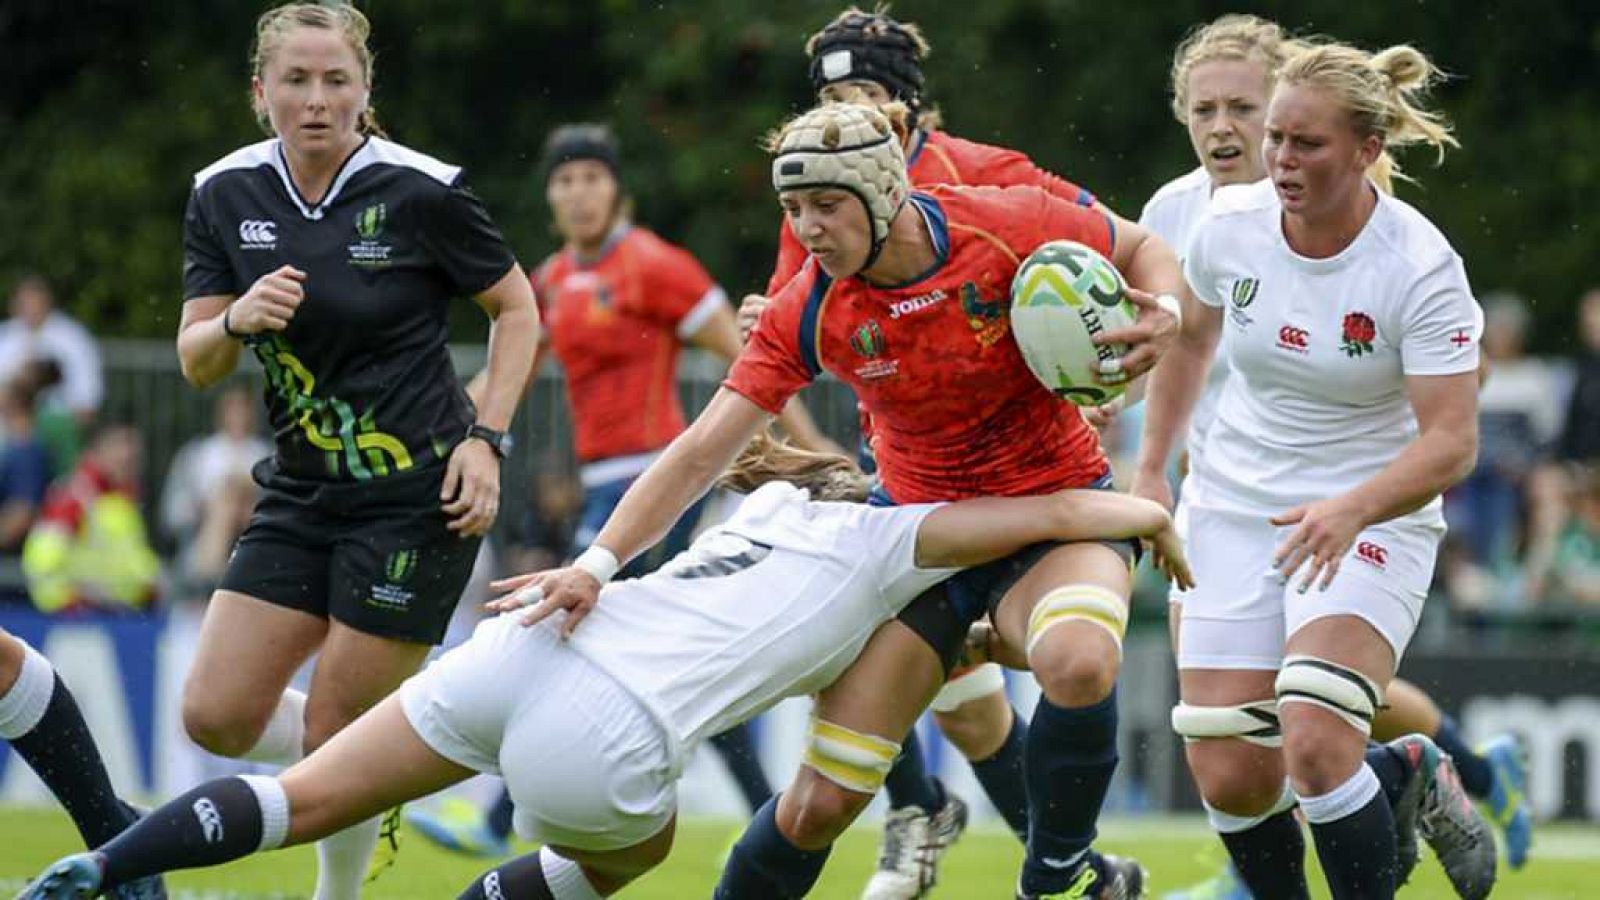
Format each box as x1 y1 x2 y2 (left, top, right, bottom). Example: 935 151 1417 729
574 475 707 578
875 473 1138 627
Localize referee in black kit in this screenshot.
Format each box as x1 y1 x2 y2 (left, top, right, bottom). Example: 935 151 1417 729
171 5 537 896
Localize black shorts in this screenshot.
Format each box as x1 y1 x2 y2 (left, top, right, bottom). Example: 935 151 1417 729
220 460 480 645
896 537 1140 674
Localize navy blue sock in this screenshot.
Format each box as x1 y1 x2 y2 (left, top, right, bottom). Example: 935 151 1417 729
1309 792 1398 899
1020 689 1119 894
1434 716 1493 799
456 852 552 900
99 777 264 886
1220 810 1309 899
10 674 138 847
709 723 775 813
969 709 1029 843
882 727 944 812
485 786 515 842
715 795 832 899
1366 741 1415 807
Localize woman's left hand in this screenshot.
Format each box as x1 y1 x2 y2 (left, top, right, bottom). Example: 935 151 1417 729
441 438 501 536
486 566 603 636
1092 287 1180 384
1271 496 1367 593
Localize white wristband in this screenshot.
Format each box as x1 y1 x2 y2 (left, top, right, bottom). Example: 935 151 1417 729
573 546 621 585
1154 292 1183 327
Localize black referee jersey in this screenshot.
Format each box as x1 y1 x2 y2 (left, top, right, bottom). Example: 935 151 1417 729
183 136 517 484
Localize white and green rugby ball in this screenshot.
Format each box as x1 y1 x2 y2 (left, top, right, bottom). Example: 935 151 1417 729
1009 240 1136 407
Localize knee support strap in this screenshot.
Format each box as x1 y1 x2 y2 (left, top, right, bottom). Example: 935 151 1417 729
802 718 901 795
1274 654 1383 735
1170 699 1282 747
1026 584 1128 659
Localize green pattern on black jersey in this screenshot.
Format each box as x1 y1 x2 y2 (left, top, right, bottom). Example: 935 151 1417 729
183 137 517 485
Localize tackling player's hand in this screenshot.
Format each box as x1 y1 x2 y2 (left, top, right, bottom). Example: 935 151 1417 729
1092 287 1179 384
231 265 306 334
737 293 771 344
441 438 501 536
1271 496 1367 594
1130 470 1175 514
487 566 602 637
1081 395 1125 431
1148 519 1196 591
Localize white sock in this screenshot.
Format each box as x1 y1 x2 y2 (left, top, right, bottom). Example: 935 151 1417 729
313 814 381 900
239 775 291 851
241 689 306 765
0 640 55 740
540 846 602 900
1296 763 1381 825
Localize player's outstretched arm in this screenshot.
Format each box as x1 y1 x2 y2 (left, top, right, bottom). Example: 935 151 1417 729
489 387 773 636
915 489 1192 588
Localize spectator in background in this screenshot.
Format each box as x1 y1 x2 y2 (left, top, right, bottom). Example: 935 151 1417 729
1445 291 1568 571
1557 287 1600 464
1524 464 1600 605
21 422 159 614
0 276 104 429
503 462 583 577
0 377 53 605
160 386 270 600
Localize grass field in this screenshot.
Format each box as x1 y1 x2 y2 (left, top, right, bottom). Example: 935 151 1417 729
0 808 1593 898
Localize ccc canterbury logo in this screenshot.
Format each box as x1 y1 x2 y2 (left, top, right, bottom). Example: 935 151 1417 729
238 219 278 249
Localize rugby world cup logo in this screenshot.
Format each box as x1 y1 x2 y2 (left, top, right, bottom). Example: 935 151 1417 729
385 548 418 584
850 320 887 358
355 203 387 240
1231 277 1259 308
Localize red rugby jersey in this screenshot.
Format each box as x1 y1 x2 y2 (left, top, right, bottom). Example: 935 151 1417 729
765 129 1097 295
728 186 1114 503
536 227 724 463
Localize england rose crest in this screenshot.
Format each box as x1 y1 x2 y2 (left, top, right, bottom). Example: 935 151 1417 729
1340 311 1376 357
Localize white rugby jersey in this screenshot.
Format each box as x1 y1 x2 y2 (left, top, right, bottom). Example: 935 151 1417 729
567 481 952 768
1139 167 1229 464
1182 180 1481 527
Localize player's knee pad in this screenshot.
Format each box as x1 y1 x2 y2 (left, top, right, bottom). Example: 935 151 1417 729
1025 584 1128 661
1274 654 1383 735
801 718 901 795
1170 698 1282 747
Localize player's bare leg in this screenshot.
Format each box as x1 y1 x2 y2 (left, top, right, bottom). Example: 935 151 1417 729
715 620 945 899
20 695 472 899
993 542 1145 899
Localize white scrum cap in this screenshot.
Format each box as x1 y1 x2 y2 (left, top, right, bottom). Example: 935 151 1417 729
772 104 909 263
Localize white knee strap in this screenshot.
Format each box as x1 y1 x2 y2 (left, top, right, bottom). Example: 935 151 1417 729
1204 782 1298 834
929 662 1006 714
1026 585 1127 659
802 718 901 795
1170 699 1282 747
1274 655 1383 735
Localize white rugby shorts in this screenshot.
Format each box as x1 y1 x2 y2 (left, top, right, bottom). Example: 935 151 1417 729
400 614 676 851
1172 505 1442 670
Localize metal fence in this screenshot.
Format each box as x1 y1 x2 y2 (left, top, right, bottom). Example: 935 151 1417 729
98 339 862 550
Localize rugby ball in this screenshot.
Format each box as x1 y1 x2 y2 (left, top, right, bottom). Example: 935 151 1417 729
1010 240 1137 406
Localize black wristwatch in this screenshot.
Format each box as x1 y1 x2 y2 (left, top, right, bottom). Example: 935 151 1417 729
464 424 513 459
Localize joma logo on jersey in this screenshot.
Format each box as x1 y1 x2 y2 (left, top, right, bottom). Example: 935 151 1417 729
1231 277 1259 308
348 203 393 268
1276 325 1310 353
238 219 277 250
889 289 945 319
850 320 887 358
1356 541 1388 569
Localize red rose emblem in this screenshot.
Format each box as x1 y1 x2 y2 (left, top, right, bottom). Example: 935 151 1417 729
1340 312 1376 357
